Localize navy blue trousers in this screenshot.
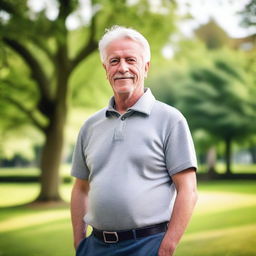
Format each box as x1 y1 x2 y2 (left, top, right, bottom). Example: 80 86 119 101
76 232 165 256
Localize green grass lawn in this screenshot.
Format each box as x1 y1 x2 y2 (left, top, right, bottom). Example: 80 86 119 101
0 179 256 256
0 164 72 180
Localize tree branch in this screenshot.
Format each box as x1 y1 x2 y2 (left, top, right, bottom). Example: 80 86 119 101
58 0 75 19
3 95 46 132
70 12 98 71
0 1 19 15
30 37 55 64
3 38 51 101
1 1 54 64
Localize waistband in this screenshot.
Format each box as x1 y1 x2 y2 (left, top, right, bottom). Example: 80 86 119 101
92 222 168 243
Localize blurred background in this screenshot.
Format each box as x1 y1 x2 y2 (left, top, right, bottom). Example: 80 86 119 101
0 0 256 255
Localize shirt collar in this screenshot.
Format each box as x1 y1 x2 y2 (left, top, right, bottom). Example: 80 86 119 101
106 88 155 117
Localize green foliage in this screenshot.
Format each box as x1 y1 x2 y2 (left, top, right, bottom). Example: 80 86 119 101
239 0 256 29
150 44 256 144
181 49 256 141
0 0 178 160
149 40 256 171
69 51 111 108
194 19 230 49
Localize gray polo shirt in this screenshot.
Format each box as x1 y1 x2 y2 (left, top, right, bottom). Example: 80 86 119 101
71 88 197 230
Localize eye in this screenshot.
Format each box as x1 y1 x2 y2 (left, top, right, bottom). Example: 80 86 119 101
127 58 136 63
109 58 119 65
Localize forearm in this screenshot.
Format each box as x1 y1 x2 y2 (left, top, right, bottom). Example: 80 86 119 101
165 188 198 249
70 180 89 249
158 169 198 256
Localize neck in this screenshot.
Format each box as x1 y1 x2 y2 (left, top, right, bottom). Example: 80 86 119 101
114 89 144 114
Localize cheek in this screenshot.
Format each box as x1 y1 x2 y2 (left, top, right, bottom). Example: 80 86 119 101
106 68 114 80
131 65 141 76
136 67 145 79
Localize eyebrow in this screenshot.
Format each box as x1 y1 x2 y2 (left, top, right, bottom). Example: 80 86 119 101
108 55 137 61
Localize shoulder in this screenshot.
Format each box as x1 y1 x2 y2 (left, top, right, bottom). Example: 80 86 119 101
85 108 107 124
152 100 185 125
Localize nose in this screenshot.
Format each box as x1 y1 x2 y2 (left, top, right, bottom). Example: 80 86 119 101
118 59 129 73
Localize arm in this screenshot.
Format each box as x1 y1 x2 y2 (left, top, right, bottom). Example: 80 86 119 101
158 168 198 256
70 178 90 249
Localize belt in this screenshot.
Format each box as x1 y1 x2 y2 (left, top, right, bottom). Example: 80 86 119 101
92 222 168 243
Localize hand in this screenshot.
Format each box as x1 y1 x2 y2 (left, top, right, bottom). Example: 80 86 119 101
74 236 84 250
158 236 176 256
74 240 80 250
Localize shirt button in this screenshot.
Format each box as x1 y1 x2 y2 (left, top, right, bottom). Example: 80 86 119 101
121 117 125 121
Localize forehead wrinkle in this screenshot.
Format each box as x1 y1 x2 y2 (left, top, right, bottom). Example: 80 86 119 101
108 50 138 60
105 39 145 63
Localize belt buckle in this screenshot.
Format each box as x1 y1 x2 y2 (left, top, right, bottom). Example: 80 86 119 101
103 231 119 243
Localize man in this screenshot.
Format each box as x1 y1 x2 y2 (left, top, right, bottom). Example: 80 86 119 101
71 25 198 256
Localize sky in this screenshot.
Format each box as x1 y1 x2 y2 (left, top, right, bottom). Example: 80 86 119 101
176 0 254 38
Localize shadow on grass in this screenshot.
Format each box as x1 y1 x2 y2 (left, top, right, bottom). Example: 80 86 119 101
0 218 74 256
0 197 73 256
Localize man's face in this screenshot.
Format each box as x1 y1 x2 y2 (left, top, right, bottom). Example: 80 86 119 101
103 38 150 96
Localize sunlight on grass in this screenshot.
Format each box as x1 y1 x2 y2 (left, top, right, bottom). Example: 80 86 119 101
0 209 69 232
0 183 73 207
195 192 256 215
183 223 256 242
61 182 74 202
0 218 74 256
177 224 256 256
0 183 40 207
0 167 40 176
0 165 71 177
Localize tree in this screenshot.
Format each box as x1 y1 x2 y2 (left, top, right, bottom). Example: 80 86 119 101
150 45 256 175
239 0 256 163
194 19 231 49
0 0 176 201
239 0 256 31
179 51 256 174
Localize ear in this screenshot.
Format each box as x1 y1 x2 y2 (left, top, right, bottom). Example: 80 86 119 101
144 61 150 78
145 61 150 72
103 63 108 79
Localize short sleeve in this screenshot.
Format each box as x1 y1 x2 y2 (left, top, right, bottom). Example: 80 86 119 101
71 128 90 180
164 116 197 176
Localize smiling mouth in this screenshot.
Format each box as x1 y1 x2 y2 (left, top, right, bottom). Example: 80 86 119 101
114 76 134 80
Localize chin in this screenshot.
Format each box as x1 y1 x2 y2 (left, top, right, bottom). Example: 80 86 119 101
113 84 134 94
115 89 133 95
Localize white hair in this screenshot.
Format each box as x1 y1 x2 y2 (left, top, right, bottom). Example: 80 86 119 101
98 25 151 64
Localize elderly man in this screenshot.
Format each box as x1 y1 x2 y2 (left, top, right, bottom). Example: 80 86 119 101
71 25 198 256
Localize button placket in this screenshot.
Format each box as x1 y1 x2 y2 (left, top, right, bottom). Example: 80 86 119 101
114 116 126 141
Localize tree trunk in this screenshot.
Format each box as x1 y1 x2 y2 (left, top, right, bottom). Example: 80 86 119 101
206 146 217 178
249 144 256 164
36 68 68 201
225 137 232 175
36 108 66 201
36 33 70 202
